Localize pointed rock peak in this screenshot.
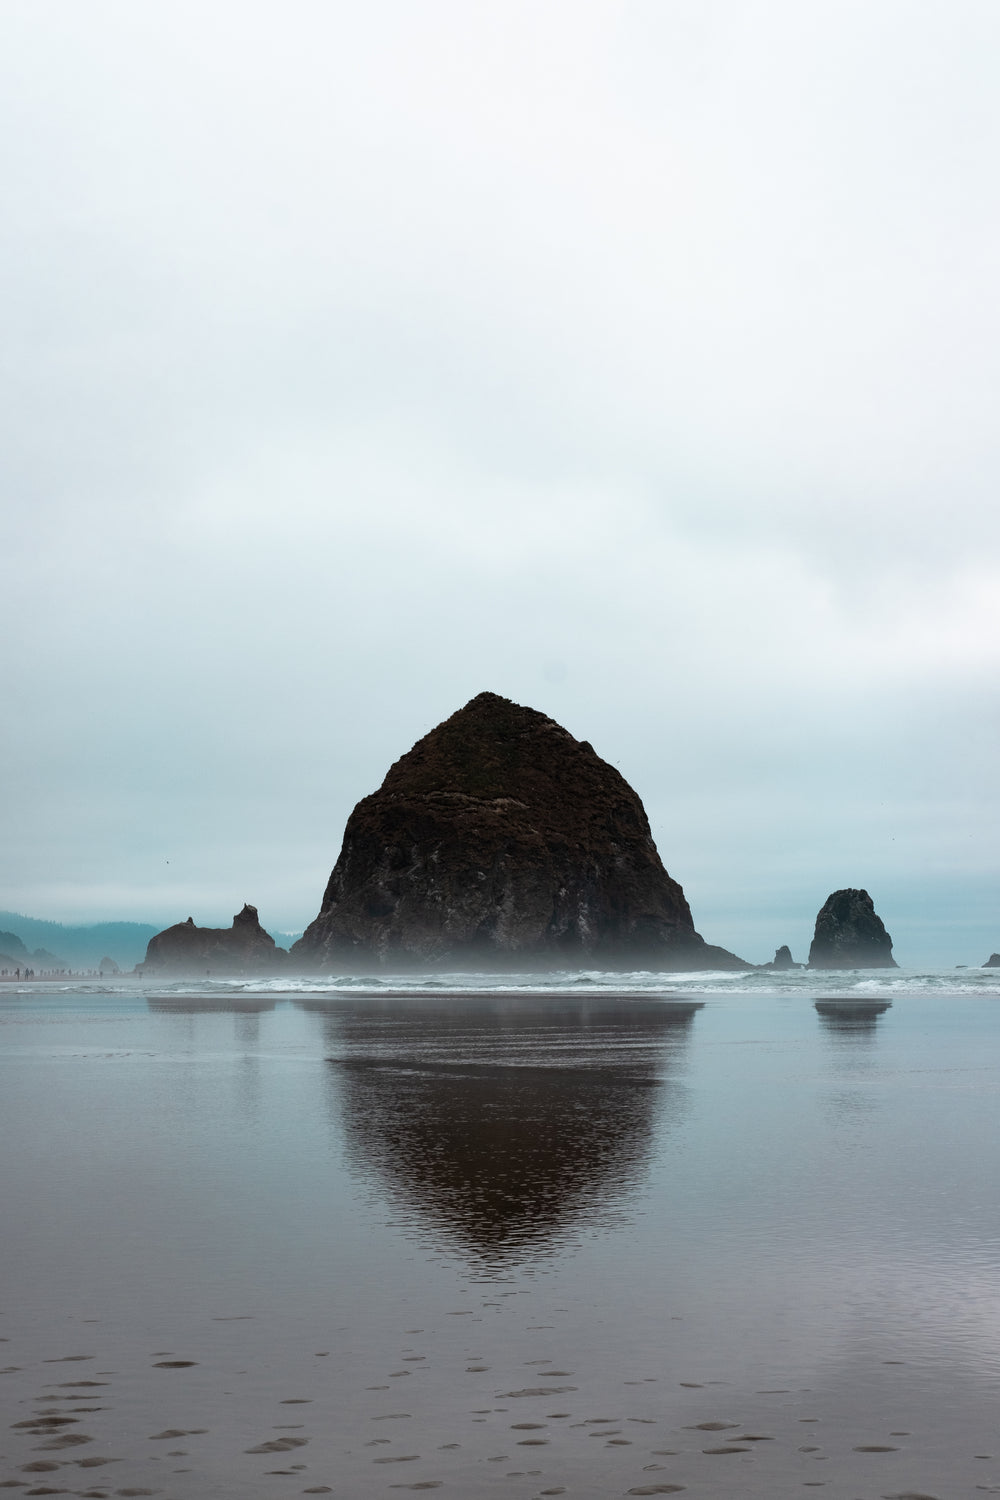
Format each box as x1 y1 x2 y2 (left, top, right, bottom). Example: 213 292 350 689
234 903 261 926
380 693 582 805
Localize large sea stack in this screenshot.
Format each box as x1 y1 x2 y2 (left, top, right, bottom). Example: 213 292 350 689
807 888 897 969
292 692 745 971
142 904 286 975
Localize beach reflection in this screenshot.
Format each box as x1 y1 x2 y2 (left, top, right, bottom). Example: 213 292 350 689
814 997 893 1057
312 994 700 1271
814 997 893 1032
815 998 892 1125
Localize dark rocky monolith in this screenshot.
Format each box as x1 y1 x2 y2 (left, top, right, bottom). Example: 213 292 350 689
984 953 1000 968
764 944 802 970
142 904 286 975
292 692 747 971
807 889 897 969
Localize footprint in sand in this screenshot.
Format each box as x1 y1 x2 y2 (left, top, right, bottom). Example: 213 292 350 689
627 1486 686 1496
499 1387 577 1398
246 1437 308 1454
14 1418 81 1430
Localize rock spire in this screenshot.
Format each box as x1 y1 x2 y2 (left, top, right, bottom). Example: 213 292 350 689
807 888 897 969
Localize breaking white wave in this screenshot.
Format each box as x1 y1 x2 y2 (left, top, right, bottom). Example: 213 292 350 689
140 964 1000 1003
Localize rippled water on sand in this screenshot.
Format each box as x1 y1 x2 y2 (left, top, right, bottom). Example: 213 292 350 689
1 974 999 1498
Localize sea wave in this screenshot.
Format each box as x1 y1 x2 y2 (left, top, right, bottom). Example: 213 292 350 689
158 965 1000 1002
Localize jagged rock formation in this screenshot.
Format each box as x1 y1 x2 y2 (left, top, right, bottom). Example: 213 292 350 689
984 953 1000 968
292 692 746 971
142 904 286 975
807 889 897 969
764 944 802 970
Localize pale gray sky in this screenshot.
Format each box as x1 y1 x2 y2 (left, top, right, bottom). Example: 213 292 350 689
3 1 998 965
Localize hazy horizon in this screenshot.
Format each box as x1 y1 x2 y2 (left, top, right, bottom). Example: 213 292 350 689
3 4 997 970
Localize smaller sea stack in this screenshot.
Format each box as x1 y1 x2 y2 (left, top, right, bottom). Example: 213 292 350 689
764 944 801 970
143 904 286 975
807 889 897 969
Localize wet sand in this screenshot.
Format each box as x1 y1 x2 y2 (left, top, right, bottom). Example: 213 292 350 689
4 1295 998 1498
3 982 1000 1497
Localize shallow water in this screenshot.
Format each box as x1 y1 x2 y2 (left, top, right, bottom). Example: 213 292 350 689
1 969 999 1498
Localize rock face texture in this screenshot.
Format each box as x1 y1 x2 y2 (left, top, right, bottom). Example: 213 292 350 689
292 692 745 971
143 905 286 974
807 889 897 969
984 953 1000 968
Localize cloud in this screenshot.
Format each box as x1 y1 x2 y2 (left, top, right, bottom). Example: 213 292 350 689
1 1 997 958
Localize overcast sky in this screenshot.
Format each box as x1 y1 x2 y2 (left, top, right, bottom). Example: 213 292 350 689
3 1 998 966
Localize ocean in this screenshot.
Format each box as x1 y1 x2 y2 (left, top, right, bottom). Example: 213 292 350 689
1 966 999 1498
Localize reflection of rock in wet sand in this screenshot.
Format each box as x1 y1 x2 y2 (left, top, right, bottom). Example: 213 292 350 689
144 994 279 1015
814 998 892 1032
317 995 700 1268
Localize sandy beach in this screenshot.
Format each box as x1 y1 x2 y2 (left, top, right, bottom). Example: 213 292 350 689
3 975 999 1497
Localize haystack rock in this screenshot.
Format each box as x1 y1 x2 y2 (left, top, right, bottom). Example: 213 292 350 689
292 692 746 971
984 953 1000 968
807 889 897 969
142 904 286 974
